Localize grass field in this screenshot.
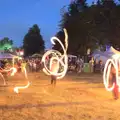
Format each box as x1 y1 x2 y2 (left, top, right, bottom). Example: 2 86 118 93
0 72 120 120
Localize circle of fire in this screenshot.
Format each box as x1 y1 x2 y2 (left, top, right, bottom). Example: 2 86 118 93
1 56 29 93
0 63 29 93
41 28 68 79
0 58 20 85
103 54 120 92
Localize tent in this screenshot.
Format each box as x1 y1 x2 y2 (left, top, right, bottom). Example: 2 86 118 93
0 53 16 59
104 46 120 55
0 53 22 67
92 50 104 58
92 48 111 63
68 54 77 58
92 47 120 64
94 55 109 63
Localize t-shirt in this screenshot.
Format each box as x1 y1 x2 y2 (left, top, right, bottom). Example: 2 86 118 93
50 62 59 74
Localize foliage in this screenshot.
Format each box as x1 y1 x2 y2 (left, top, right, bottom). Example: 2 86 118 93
0 37 13 46
53 0 120 55
0 37 13 52
23 24 45 56
52 30 65 53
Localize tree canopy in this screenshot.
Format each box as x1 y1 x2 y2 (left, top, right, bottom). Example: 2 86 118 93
0 37 13 52
23 24 45 56
53 0 120 55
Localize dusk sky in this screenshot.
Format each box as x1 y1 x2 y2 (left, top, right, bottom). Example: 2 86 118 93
0 0 93 49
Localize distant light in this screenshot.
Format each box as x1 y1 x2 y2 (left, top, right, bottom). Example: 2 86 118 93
16 49 24 56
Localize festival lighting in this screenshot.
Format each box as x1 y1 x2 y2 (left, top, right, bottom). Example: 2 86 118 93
41 28 68 79
103 52 120 92
0 73 6 85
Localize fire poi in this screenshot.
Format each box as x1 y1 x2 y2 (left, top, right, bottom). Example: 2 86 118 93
103 48 120 99
13 66 29 93
0 56 22 85
0 54 29 93
14 28 68 93
41 28 68 79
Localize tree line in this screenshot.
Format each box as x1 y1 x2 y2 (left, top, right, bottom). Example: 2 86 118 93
53 0 120 56
0 24 45 56
2 0 120 56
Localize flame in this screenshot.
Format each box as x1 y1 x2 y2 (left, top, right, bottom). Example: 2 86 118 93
10 67 17 76
14 81 30 93
0 56 29 92
0 67 17 85
13 28 68 93
41 28 68 79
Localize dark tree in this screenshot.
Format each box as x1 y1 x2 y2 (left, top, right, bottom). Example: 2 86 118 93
54 0 120 55
52 30 65 53
23 24 45 56
0 37 13 46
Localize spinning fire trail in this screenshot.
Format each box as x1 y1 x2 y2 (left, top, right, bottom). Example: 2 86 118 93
41 28 68 79
14 67 29 93
0 56 22 85
103 51 120 92
14 28 68 93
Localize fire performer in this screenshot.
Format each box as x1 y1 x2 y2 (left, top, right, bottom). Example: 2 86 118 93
109 64 119 100
50 60 59 86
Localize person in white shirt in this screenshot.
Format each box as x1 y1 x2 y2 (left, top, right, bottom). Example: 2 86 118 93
50 60 59 86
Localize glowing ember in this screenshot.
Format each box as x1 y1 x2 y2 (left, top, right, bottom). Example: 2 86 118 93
13 65 29 93
41 28 68 79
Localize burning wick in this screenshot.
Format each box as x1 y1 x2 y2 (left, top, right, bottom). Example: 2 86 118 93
0 67 17 85
41 28 68 79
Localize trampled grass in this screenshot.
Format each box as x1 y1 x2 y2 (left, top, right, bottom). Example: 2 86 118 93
0 72 120 120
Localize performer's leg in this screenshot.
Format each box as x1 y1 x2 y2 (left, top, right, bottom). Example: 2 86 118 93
113 82 119 100
51 75 53 85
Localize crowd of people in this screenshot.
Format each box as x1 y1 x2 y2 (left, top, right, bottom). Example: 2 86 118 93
68 57 104 74
0 56 104 76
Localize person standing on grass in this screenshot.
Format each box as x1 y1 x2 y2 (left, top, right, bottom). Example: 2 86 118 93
50 60 59 86
109 64 119 100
